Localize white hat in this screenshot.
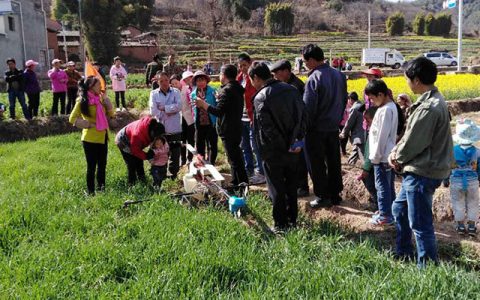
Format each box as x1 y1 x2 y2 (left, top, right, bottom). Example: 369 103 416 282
51 58 62 65
67 61 76 66
181 71 194 81
453 119 480 145
25 60 39 67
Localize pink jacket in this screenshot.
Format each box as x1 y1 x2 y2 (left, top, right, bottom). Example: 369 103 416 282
150 142 169 167
48 68 68 93
109 65 128 92
340 102 352 127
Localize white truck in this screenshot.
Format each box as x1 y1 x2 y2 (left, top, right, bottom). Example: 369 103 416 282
361 48 405 69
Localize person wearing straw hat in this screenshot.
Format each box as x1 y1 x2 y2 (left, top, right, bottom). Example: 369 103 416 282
23 60 41 118
110 56 128 111
48 58 68 116
447 119 480 236
190 70 218 165
180 70 195 165
65 61 82 114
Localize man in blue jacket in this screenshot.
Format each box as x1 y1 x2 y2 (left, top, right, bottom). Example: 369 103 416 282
302 44 348 208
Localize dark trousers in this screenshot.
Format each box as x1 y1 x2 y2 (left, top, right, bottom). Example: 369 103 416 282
305 130 343 199
67 87 78 114
82 141 108 194
339 125 348 155
181 119 195 165
196 124 218 165
297 149 309 191
165 133 182 179
151 165 167 187
222 136 248 186
120 149 146 185
52 92 66 115
263 153 299 228
115 91 126 108
27 92 40 117
8 90 30 119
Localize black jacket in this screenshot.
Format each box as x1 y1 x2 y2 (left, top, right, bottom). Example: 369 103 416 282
4 68 25 92
252 79 307 159
207 80 245 139
287 73 305 95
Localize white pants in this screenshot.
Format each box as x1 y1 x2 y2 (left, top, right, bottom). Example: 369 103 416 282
450 180 479 222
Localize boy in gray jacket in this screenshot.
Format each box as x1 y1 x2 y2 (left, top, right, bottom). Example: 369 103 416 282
340 92 365 165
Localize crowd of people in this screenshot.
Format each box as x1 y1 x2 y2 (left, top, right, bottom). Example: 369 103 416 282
4 43 478 269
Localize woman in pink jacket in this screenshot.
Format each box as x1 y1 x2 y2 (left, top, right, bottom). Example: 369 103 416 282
48 59 68 115
109 56 128 111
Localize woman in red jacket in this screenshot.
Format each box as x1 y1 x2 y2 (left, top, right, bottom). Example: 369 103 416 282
115 117 165 185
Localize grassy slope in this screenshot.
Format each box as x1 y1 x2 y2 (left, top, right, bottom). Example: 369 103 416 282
1 134 480 298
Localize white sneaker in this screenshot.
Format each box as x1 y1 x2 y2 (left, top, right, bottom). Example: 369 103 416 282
116 108 121 112
122 107 127 112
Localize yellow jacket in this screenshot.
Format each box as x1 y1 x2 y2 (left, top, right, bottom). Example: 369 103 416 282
69 99 114 144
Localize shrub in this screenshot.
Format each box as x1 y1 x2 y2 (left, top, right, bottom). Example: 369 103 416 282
424 13 436 35
435 13 453 36
386 12 405 36
264 3 295 36
413 13 425 36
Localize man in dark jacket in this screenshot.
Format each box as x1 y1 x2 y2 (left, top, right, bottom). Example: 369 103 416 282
302 44 347 208
196 64 248 186
145 54 163 90
4 58 30 120
249 62 307 233
271 59 310 198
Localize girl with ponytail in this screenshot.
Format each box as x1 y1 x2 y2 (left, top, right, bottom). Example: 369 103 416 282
69 75 115 195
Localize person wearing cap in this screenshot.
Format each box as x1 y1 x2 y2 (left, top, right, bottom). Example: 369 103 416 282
150 71 182 179
48 59 68 116
446 119 480 237
163 54 183 78
109 56 128 111
23 60 41 118
145 54 163 89
190 70 218 165
237 53 265 184
4 58 30 120
0 102 6 120
65 61 82 114
302 44 347 208
180 70 195 165
248 62 307 233
271 59 310 197
389 57 453 268
196 64 248 186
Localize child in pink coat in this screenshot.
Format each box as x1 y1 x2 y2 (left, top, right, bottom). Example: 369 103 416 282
109 56 128 111
149 136 170 189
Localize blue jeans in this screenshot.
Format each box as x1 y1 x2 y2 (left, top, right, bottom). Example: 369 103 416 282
374 163 395 218
8 90 30 119
241 121 264 175
392 173 442 268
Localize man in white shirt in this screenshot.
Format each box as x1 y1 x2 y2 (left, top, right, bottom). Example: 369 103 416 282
365 79 398 226
150 71 182 179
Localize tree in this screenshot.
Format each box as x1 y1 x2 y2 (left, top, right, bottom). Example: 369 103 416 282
81 0 123 65
413 13 425 36
386 12 404 36
264 3 295 36
435 12 452 36
424 13 436 36
121 0 155 31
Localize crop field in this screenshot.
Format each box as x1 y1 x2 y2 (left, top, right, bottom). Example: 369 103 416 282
1 134 480 297
3 73 479 119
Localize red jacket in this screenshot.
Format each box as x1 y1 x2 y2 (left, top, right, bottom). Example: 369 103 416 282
236 72 255 122
125 117 154 160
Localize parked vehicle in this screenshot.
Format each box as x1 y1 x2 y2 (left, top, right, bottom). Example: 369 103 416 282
423 52 458 67
361 48 405 69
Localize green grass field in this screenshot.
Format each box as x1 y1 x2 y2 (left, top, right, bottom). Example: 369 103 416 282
1 134 480 298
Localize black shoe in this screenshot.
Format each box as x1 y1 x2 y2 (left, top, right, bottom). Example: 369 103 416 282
297 188 310 198
331 195 342 205
309 197 332 208
467 223 477 237
456 223 466 235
